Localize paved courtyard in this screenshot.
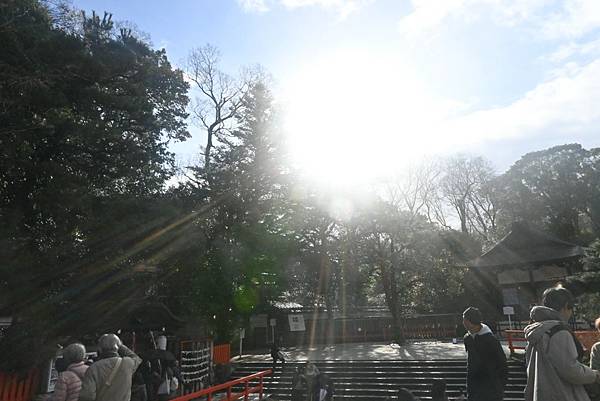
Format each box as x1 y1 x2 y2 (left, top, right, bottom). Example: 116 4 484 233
238 340 515 362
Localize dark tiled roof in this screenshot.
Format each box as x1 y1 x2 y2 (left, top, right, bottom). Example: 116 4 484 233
468 222 585 268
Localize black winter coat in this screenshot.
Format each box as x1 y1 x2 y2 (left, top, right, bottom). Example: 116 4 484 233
464 330 508 401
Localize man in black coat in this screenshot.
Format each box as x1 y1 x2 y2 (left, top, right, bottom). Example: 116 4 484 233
462 307 508 401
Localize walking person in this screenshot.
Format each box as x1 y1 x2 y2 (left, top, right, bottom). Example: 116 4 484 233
50 343 89 401
462 306 507 401
270 341 286 371
79 333 142 401
524 286 600 401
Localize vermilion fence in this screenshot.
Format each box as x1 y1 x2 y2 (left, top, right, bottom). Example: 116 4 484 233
0 369 39 401
505 329 527 355
213 343 231 365
171 369 272 401
505 329 600 355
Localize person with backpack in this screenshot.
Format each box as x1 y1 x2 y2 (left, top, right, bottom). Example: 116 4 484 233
462 307 507 401
50 343 89 401
524 286 600 401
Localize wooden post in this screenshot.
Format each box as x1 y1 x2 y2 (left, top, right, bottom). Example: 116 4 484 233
259 376 264 399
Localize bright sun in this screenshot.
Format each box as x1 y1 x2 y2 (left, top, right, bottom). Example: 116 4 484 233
283 49 460 185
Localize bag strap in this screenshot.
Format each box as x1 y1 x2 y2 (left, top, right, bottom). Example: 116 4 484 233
547 323 585 361
96 357 123 400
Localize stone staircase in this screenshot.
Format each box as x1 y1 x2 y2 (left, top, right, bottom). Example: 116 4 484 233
230 359 527 400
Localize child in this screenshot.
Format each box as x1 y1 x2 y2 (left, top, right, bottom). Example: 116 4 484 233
397 388 419 401
431 379 449 401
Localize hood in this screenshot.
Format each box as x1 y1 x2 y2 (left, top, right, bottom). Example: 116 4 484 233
470 323 493 337
524 306 564 345
530 306 564 323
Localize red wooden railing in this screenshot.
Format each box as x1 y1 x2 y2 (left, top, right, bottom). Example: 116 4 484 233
0 369 39 401
505 329 600 355
171 369 272 401
576 330 600 352
505 330 526 355
213 343 231 365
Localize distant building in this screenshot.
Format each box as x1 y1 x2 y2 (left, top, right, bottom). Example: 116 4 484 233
467 222 586 319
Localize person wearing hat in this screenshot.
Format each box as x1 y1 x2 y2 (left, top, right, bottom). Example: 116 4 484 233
79 333 142 401
50 343 89 401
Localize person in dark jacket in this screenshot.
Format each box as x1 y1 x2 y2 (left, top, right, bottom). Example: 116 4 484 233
270 342 286 371
397 387 420 401
290 366 306 401
431 378 449 401
462 307 507 401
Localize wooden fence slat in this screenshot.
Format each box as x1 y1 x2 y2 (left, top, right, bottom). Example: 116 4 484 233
2 374 13 401
16 377 25 401
0 369 39 401
8 374 16 401
22 371 33 401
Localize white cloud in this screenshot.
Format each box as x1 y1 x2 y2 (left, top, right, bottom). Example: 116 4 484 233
443 58 600 147
280 0 373 18
398 0 468 40
542 0 600 39
236 0 372 18
546 38 600 64
399 0 600 41
237 0 270 13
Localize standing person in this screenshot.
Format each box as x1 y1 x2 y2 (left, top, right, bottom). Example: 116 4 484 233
591 317 600 371
431 379 449 401
154 335 178 401
79 333 142 401
524 286 600 401
270 341 286 371
303 362 320 401
462 307 507 401
290 366 306 401
589 317 600 401
50 343 89 401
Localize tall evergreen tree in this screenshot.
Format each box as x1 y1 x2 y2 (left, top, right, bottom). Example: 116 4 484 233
0 0 189 370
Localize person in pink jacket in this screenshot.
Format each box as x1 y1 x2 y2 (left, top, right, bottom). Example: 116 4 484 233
50 343 89 401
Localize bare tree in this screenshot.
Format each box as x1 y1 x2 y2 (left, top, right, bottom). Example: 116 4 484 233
440 155 498 238
385 158 451 228
185 44 252 182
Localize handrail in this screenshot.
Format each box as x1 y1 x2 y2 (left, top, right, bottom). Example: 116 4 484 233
505 329 526 355
171 369 272 401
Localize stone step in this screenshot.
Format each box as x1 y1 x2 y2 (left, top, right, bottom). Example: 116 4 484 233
231 359 527 401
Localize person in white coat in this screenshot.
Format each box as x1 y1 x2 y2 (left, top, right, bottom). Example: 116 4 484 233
79 333 142 401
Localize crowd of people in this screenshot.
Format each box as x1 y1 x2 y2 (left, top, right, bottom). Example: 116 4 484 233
49 285 600 401
49 334 179 401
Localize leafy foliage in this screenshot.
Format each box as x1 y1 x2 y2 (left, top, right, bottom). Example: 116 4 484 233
0 0 189 370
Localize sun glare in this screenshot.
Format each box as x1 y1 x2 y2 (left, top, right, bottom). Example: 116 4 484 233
283 49 461 184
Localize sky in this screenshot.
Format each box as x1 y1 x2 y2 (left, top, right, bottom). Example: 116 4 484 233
75 0 600 183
